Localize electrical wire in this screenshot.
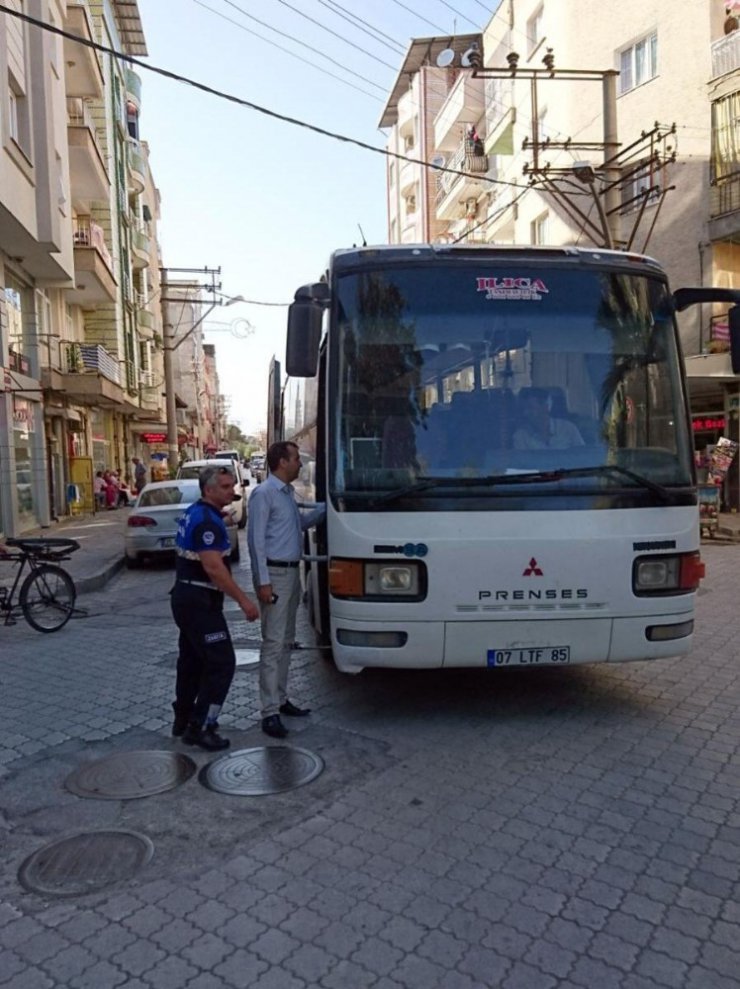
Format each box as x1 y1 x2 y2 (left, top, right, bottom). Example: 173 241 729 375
0 4 532 193
191 0 386 102
435 0 483 31
312 0 406 55
388 0 450 35
259 0 399 71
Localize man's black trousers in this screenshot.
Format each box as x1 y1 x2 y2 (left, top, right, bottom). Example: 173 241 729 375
171 585 236 726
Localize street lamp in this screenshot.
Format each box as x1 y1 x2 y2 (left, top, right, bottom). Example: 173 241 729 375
162 290 244 472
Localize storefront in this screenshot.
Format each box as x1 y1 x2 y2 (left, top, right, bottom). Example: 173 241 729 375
12 396 40 530
685 353 740 511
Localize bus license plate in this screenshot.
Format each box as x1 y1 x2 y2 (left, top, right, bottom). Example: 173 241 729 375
487 647 570 667
160 537 176 548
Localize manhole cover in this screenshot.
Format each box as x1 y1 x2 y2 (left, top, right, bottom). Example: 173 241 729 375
199 746 324 795
234 648 260 668
65 751 196 800
18 830 153 897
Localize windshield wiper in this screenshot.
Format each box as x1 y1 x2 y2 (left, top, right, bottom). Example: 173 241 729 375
545 464 677 503
364 464 677 506
367 471 584 506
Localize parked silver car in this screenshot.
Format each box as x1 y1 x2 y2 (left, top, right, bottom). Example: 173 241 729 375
125 479 239 567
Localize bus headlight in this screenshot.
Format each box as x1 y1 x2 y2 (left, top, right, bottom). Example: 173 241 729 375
633 552 704 596
329 558 426 600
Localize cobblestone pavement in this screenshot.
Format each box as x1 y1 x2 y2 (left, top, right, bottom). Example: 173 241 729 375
1 539 740 988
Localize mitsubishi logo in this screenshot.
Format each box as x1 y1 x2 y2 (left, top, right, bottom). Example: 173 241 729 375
523 558 543 576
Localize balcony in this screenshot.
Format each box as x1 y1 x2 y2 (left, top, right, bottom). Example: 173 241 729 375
125 68 142 112
712 31 740 79
70 218 117 306
433 72 486 151
57 342 129 407
67 99 109 205
137 308 155 338
709 175 740 224
127 138 146 192
63 3 104 98
130 215 151 268
435 138 489 221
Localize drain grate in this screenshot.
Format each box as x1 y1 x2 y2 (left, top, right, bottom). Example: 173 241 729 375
199 746 324 795
18 830 154 897
65 751 196 800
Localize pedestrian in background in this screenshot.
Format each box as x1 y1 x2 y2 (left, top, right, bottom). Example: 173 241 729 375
93 471 106 510
247 440 325 739
133 457 147 494
171 464 259 750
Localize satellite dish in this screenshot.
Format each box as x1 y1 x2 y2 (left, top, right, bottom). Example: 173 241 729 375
461 44 481 68
436 48 455 68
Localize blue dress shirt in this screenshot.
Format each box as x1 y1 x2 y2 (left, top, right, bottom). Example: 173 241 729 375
247 473 325 586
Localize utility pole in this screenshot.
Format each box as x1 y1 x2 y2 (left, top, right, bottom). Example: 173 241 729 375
160 265 221 474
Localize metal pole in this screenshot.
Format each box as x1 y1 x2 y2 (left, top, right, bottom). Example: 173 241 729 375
161 268 179 473
602 70 621 247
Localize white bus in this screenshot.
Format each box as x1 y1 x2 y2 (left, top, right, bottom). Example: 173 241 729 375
275 245 739 675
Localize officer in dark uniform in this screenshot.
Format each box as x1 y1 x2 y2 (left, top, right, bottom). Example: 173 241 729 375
170 464 259 750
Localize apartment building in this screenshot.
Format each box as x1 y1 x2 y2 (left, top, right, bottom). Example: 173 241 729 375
0 0 167 534
384 0 740 507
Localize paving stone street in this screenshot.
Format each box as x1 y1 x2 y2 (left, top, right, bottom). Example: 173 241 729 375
1 534 740 988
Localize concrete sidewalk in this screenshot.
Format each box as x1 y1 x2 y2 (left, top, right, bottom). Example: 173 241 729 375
19 509 130 594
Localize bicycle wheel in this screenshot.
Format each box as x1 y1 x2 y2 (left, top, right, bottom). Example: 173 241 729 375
19 565 76 633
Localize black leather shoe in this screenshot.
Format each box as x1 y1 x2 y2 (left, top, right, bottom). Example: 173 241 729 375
183 724 230 751
262 715 288 738
279 700 311 717
171 702 190 737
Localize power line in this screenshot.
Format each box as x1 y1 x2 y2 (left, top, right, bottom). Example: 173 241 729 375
388 0 450 35
435 0 483 31
0 4 531 192
312 0 406 55
192 0 386 102
260 0 399 72
319 0 406 53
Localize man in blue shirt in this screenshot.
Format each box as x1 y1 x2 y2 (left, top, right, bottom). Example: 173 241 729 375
171 465 259 750
247 441 325 738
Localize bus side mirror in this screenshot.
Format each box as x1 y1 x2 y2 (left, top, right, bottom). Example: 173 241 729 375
730 305 740 374
286 302 322 377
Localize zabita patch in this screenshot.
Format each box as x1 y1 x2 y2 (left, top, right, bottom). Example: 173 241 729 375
204 631 228 644
202 530 215 546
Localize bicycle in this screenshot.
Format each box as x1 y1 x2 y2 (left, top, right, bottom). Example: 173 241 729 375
1 537 80 633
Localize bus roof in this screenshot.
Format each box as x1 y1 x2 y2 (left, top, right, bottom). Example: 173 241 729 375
329 244 665 277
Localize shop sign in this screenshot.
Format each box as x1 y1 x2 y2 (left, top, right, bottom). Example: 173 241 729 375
692 416 726 432
141 432 167 443
12 397 35 432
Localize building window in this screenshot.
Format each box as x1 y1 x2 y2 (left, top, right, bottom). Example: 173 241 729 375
619 32 658 94
531 211 549 245
621 158 664 211
7 72 30 155
711 91 740 183
8 86 19 142
527 5 544 55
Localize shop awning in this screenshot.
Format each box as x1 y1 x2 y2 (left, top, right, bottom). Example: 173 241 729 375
685 352 739 400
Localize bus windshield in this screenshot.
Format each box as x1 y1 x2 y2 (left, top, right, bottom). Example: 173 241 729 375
330 262 693 508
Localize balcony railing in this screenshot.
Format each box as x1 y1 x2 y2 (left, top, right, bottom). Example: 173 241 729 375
711 173 740 217
64 342 121 384
436 138 489 204
73 217 113 271
712 31 740 78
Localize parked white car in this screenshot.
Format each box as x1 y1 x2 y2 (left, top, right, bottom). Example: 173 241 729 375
176 458 248 528
125 479 239 567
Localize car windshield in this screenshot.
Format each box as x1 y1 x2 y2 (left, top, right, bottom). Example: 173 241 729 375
330 262 693 510
178 465 235 480
138 484 198 507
